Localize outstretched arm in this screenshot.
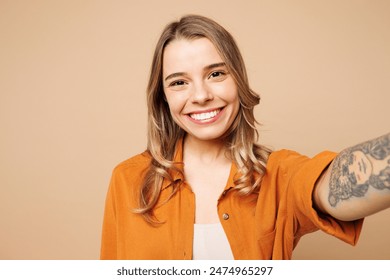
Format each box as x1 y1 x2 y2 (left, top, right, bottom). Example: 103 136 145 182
314 133 390 221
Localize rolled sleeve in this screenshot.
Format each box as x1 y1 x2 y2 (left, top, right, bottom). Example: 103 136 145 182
290 151 363 245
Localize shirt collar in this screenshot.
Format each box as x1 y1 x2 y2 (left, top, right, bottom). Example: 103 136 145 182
160 138 249 193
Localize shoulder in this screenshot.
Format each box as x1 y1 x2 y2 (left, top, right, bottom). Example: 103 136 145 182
261 149 337 208
105 151 153 209
111 151 152 179
266 149 337 178
267 149 306 171
269 149 301 160
268 149 336 165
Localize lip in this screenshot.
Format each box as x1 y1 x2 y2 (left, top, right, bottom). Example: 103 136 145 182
186 107 224 114
185 106 225 124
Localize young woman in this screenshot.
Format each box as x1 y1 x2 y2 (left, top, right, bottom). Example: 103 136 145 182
100 15 390 260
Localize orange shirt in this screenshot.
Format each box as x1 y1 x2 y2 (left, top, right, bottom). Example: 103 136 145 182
100 140 363 259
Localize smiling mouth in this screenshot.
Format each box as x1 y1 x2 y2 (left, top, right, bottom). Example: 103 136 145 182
189 108 222 121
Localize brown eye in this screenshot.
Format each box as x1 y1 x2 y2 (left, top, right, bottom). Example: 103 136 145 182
170 80 186 87
210 71 224 78
208 71 227 81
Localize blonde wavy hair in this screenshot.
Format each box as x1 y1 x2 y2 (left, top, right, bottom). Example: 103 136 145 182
135 15 271 223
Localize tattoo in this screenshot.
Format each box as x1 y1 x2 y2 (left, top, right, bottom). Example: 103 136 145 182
328 133 390 207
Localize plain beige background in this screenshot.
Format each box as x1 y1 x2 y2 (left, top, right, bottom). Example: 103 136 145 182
1 0 389 259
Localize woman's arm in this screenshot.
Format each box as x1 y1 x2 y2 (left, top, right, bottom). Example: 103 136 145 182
314 133 390 221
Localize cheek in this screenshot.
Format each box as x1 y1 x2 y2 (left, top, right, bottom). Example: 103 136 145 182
212 81 238 102
165 93 187 115
226 87 240 112
225 81 239 102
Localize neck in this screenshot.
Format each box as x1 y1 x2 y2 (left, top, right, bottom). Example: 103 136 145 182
183 135 229 164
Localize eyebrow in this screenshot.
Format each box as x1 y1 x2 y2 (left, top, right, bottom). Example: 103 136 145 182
164 62 226 81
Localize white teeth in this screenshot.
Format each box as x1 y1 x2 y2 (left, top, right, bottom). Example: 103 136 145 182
190 109 220 121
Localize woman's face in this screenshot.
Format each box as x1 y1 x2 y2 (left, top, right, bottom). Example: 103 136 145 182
162 38 240 142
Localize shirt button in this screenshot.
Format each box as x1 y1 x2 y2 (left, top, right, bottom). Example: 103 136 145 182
222 213 229 220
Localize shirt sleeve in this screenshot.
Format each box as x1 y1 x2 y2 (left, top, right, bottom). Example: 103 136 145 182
100 169 118 260
285 150 364 245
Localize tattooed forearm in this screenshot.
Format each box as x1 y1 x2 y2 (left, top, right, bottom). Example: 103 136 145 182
328 133 390 207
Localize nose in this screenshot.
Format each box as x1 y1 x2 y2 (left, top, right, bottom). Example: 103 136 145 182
191 81 213 104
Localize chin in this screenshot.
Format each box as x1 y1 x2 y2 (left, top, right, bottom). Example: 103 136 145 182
185 130 228 142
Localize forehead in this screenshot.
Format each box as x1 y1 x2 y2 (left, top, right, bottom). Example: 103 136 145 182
162 38 224 74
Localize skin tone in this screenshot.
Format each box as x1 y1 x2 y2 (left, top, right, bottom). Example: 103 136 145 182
314 133 390 221
162 38 240 224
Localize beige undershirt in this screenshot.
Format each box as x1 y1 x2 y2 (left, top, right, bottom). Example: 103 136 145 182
192 223 234 260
